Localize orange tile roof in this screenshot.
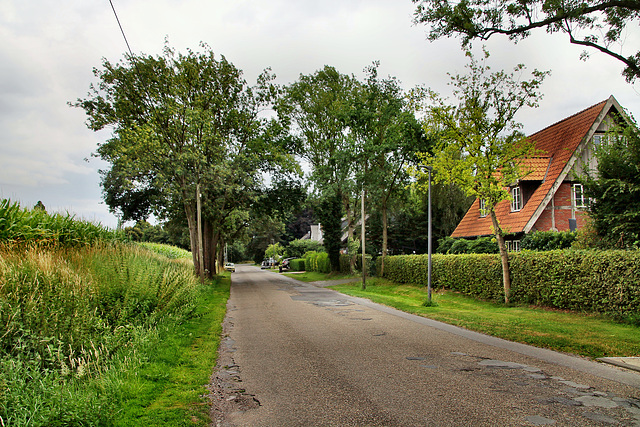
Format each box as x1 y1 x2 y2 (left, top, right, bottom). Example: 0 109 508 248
520 156 551 181
451 99 610 238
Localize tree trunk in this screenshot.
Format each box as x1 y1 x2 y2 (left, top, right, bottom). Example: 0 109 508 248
343 194 356 274
184 201 202 277
490 210 511 304
380 198 388 277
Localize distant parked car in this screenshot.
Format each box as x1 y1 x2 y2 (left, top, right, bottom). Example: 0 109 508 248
224 262 235 273
279 257 294 272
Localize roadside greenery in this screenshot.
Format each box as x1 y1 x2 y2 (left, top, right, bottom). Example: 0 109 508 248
0 206 229 425
379 251 640 321
0 198 125 245
330 280 640 359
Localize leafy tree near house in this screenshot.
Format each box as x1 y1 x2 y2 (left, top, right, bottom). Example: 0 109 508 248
581 118 640 248
417 50 548 303
412 0 640 83
75 43 297 278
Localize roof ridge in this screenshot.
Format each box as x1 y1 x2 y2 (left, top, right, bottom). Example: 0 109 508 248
528 98 609 138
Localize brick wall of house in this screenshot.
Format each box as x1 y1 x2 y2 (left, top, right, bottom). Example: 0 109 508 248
533 182 589 232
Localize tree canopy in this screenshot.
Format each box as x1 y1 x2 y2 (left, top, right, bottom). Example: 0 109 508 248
412 0 640 82
75 43 297 277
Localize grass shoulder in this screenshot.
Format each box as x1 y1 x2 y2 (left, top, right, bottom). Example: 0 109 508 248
281 271 359 283
330 278 640 360
114 276 230 426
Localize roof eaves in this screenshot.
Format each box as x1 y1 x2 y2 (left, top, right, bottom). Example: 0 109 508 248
523 96 616 233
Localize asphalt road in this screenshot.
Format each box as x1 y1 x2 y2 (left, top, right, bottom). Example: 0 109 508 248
213 265 640 426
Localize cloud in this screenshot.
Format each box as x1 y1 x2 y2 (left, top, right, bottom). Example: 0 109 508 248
0 0 638 229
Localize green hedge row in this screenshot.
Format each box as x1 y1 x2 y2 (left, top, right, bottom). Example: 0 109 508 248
378 250 640 317
290 258 305 271
303 251 331 273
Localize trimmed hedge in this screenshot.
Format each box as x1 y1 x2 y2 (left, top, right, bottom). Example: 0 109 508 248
378 250 640 317
303 251 330 273
290 258 305 271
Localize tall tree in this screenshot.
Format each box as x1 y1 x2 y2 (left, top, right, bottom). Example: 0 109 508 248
417 50 548 303
581 118 640 248
351 63 430 275
279 66 359 271
412 0 640 82
75 43 295 277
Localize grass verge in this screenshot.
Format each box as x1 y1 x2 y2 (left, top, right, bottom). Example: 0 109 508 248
330 278 640 360
114 276 230 427
281 271 357 283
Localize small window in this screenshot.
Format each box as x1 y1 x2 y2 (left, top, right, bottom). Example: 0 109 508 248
479 199 488 217
505 240 521 252
593 134 607 146
511 187 522 212
573 184 586 208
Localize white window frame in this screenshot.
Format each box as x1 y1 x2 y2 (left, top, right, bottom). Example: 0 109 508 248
511 187 522 212
505 240 521 252
573 183 586 208
479 199 488 217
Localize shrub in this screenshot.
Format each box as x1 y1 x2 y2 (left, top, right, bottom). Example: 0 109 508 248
290 258 305 271
286 239 324 259
379 250 640 318
521 230 577 251
437 236 498 254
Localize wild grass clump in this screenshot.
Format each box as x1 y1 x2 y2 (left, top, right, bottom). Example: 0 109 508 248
138 241 192 260
0 198 125 246
0 243 201 426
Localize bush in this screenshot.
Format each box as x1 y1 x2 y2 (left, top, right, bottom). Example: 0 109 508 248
521 230 576 251
290 258 305 271
379 250 640 318
437 236 498 254
286 239 324 259
341 253 374 276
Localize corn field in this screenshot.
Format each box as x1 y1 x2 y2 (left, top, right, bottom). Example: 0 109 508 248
0 198 125 245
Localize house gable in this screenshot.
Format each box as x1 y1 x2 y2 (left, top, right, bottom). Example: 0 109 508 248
451 96 624 239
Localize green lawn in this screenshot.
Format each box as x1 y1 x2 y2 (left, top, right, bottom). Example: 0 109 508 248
330 278 640 360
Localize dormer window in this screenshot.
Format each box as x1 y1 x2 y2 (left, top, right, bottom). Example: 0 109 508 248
511 187 522 212
479 199 488 217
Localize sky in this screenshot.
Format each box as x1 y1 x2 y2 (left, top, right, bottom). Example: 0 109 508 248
1 0 638 229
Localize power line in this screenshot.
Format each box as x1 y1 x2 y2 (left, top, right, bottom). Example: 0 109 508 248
108 0 135 57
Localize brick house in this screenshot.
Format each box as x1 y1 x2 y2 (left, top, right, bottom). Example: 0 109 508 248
450 95 628 250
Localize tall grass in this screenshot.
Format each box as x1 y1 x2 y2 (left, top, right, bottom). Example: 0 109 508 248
0 198 125 246
0 243 201 426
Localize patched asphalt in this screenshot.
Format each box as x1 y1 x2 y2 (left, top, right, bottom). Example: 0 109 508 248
212 265 640 426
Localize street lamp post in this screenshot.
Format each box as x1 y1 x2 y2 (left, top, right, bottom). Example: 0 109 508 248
426 166 433 303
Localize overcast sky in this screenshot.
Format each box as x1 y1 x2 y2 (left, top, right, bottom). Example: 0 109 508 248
1 0 638 228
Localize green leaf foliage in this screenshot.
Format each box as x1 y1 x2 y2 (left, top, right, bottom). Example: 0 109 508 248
379 251 640 319
521 230 577 251
412 0 640 82
581 120 640 248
